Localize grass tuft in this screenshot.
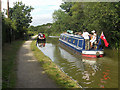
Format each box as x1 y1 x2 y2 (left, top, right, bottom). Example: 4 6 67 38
2 40 24 88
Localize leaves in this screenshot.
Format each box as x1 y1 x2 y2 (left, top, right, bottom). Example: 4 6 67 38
2 1 34 43
9 1 34 31
52 2 120 49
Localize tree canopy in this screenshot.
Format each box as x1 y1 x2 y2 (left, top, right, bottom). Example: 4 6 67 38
9 2 33 28
2 1 34 44
9 2 34 37
51 2 120 49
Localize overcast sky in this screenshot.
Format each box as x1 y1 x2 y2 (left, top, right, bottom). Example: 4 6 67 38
1 0 63 26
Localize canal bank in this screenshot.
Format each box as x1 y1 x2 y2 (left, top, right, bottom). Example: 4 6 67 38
16 35 81 88
2 40 25 88
16 35 58 88
31 39 81 88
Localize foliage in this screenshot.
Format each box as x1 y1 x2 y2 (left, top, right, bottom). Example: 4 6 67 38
60 2 75 16
52 9 72 33
2 40 24 88
8 1 34 38
9 2 33 28
28 23 53 36
70 2 84 31
2 1 33 44
52 2 120 49
2 16 14 43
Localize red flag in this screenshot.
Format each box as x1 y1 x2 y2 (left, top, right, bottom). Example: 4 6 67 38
43 34 45 38
100 32 109 47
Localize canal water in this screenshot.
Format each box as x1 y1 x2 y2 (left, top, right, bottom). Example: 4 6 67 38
36 37 118 88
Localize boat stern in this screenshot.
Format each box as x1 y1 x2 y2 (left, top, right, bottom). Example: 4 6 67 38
82 50 104 58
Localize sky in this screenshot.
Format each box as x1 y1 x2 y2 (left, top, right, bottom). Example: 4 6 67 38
1 0 63 26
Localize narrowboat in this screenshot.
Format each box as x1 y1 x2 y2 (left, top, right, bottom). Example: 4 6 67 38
59 33 104 58
37 33 46 42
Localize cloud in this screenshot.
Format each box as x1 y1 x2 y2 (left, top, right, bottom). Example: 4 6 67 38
31 13 53 26
1 0 63 26
31 17 53 26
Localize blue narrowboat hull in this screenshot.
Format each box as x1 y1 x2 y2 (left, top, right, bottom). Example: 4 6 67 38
59 33 104 58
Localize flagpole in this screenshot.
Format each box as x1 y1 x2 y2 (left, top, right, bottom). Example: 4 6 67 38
97 31 103 45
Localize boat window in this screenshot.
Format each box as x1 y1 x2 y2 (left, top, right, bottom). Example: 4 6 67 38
66 37 68 41
73 40 75 44
64 36 66 40
65 37 67 41
69 39 71 42
62 36 64 40
78 40 83 48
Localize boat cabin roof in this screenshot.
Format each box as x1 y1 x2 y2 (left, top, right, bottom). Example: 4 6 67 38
61 33 84 39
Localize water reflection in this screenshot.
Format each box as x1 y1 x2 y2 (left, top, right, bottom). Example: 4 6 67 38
36 37 118 88
37 40 46 48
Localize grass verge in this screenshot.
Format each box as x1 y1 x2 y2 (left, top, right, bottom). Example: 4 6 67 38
31 40 81 88
2 40 24 88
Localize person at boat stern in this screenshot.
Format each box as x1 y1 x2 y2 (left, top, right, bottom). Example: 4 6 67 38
90 30 97 49
82 29 90 50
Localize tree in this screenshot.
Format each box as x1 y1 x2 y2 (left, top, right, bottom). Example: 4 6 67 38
60 2 75 16
52 9 72 33
9 1 34 38
70 2 84 31
52 2 120 49
83 2 120 48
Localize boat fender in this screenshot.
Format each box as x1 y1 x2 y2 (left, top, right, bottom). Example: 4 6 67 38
96 52 100 57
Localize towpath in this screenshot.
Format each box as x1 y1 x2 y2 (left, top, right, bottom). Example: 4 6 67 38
16 35 58 88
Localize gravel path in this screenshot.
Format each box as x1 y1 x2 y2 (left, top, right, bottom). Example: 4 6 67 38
16 36 58 88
